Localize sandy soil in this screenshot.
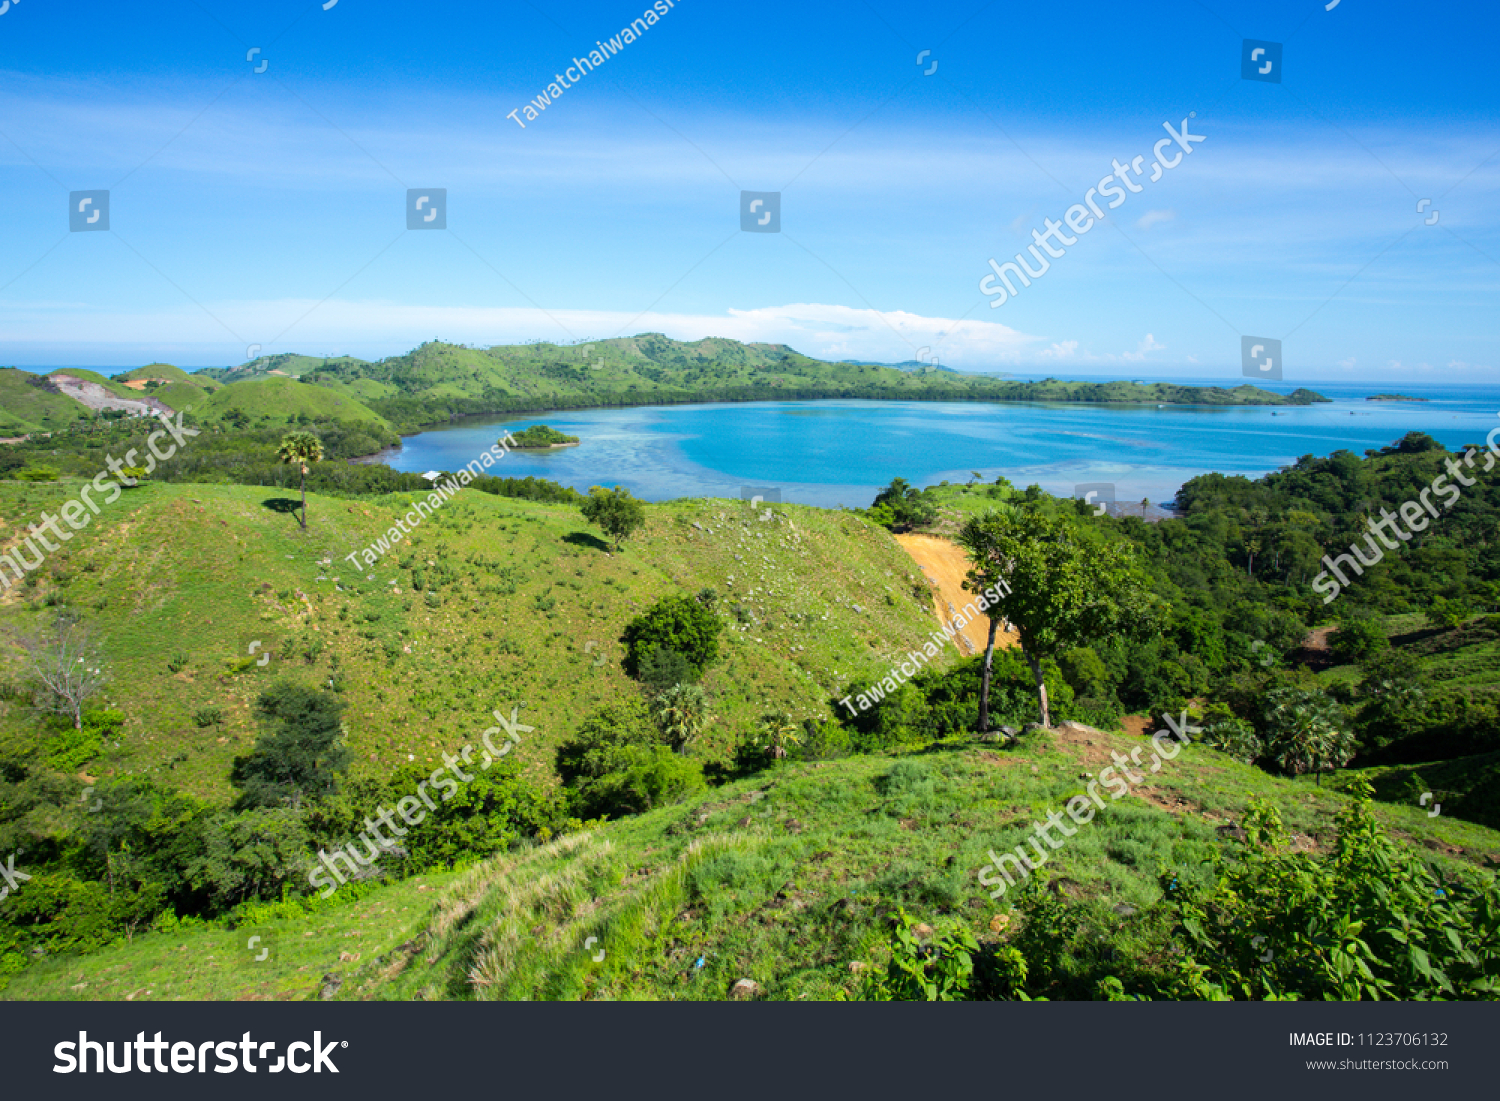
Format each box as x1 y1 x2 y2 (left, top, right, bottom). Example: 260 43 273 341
894 533 1019 656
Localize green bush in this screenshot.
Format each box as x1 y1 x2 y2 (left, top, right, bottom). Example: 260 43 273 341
1161 789 1500 999
637 646 696 692
1259 684 1355 781
231 682 349 809
622 596 724 680
1329 618 1388 663
855 909 982 1001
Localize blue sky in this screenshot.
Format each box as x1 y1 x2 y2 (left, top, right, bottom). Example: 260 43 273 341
1 0 1497 381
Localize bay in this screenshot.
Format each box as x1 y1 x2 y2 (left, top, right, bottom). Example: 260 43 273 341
366 379 1500 508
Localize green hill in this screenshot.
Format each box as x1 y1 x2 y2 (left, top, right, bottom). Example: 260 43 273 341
0 479 937 801
0 369 96 434
278 336 1327 431
197 376 391 430
199 354 374 384
3 730 1493 1002
113 364 219 390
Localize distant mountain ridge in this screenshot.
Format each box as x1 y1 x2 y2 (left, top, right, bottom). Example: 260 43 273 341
183 334 1329 431
0 336 1330 436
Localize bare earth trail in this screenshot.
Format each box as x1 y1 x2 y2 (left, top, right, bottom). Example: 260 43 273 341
893 533 1019 656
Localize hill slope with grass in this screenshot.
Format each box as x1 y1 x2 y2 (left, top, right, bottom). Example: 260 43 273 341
195 377 391 430
241 337 1327 431
113 364 219 390
0 369 96 435
0 477 944 803
5 726 1495 1002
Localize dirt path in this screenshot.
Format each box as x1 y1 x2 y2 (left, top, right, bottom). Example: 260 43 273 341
893 533 1018 656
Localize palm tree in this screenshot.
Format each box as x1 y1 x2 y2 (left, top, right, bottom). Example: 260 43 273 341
654 683 713 754
276 431 324 530
758 711 802 760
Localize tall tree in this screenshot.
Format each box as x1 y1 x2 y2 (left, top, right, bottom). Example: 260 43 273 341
580 484 647 551
232 682 349 809
276 431 324 530
957 511 1163 728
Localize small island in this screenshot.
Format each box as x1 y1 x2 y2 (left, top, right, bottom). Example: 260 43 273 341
505 424 580 449
1366 394 1428 402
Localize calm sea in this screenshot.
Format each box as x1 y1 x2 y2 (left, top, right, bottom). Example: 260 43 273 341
369 379 1500 508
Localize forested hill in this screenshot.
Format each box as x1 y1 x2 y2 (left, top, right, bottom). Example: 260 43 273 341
191 335 1328 431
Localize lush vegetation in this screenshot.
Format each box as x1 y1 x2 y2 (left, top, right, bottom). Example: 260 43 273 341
0 413 1496 1002
507 425 579 448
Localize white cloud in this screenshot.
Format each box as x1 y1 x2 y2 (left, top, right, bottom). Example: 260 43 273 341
1121 333 1165 362
1135 209 1176 230
0 297 1040 369
1337 357 1357 369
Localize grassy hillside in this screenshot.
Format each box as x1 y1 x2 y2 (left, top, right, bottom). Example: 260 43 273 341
1314 613 1500 828
247 336 1328 431
0 369 95 434
113 364 220 391
196 377 390 430
0 479 943 802
200 354 373 384
5 729 1494 1001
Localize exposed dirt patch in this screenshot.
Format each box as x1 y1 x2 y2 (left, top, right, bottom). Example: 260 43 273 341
1049 722 1116 769
1134 786 1199 816
1119 714 1152 738
47 373 172 416
893 533 1018 657
1289 625 1339 671
974 750 1021 768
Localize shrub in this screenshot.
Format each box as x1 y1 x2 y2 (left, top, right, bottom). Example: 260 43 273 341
1198 702 1263 763
793 718 852 761
638 646 695 692
1329 618 1388 663
231 682 349 809
855 909 981 1001
1258 684 1356 781
622 596 724 679
1161 789 1500 999
193 704 224 728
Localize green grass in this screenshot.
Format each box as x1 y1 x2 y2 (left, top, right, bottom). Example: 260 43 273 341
0 480 944 802
0 871 461 1001
10 730 1494 1002
196 377 389 430
0 369 96 435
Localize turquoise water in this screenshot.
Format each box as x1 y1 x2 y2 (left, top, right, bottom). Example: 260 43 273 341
369 381 1500 508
